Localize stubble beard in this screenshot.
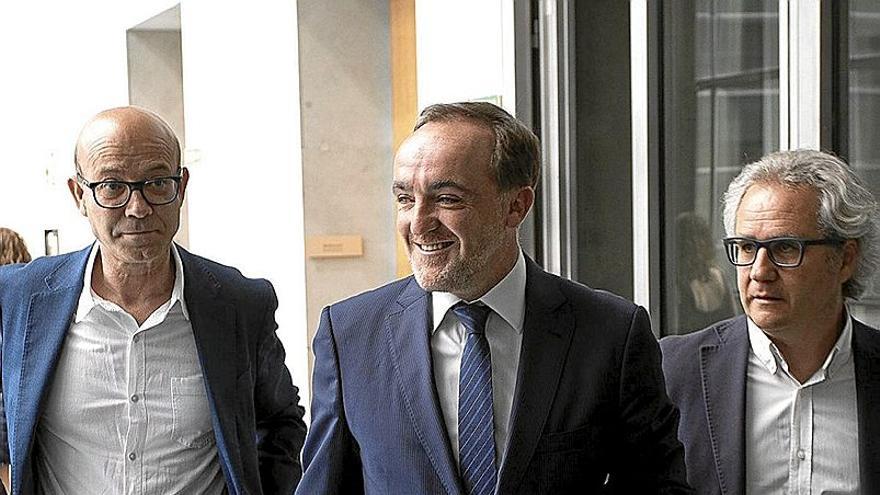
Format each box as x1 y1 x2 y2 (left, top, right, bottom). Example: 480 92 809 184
409 221 508 297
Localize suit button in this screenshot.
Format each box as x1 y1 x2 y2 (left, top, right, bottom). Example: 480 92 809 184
130 394 139 403
129 452 137 461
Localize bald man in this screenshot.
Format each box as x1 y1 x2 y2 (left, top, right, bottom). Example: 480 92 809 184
0 107 306 494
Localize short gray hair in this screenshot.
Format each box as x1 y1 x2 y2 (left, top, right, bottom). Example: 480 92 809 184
722 149 880 299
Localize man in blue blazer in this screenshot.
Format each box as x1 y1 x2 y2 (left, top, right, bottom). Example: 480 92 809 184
298 102 692 494
0 107 306 494
661 150 880 494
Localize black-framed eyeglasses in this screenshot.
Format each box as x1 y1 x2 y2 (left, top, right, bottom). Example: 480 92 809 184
76 171 183 209
722 236 844 268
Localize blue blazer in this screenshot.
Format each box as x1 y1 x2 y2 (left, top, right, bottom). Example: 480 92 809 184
0 244 306 495
660 315 880 495
298 256 693 494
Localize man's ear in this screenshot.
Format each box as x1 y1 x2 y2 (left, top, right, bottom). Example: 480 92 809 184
67 176 88 216
505 187 535 228
177 167 190 203
839 238 859 284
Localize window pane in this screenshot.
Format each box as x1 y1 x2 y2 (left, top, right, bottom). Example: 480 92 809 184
847 1 880 325
662 0 779 335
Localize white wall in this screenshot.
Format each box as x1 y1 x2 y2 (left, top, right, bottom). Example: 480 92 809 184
179 1 309 408
0 1 310 408
0 1 176 257
415 0 515 111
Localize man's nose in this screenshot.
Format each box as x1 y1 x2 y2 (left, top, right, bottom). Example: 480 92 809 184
409 201 438 236
749 247 778 282
125 189 153 218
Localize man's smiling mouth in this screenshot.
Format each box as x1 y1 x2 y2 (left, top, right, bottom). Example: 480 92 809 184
415 241 454 253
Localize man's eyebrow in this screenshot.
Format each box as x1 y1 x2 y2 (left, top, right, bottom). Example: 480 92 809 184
91 162 176 176
392 179 471 194
427 180 466 192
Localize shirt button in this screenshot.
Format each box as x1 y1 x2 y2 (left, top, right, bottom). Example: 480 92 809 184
797 450 806 460
129 452 137 461
133 335 140 343
130 394 139 403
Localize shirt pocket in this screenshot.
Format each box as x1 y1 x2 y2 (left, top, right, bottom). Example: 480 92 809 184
171 375 215 449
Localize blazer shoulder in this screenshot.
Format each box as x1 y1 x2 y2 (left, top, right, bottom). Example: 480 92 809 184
660 315 744 368
178 247 275 300
327 276 415 316
547 271 642 318
853 318 880 336
528 270 661 358
853 317 880 353
0 248 88 298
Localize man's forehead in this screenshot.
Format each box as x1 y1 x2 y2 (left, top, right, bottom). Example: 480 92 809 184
735 183 821 232
79 117 120 142
738 183 818 212
77 111 178 165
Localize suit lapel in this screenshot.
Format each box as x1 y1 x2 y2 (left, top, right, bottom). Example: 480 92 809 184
699 317 748 495
496 259 573 494
384 278 462 495
179 248 243 494
853 319 880 493
11 247 89 494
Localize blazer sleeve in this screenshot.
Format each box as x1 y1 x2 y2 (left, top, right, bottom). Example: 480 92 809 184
0 301 7 467
253 284 308 494
0 274 10 494
296 307 364 495
606 306 694 494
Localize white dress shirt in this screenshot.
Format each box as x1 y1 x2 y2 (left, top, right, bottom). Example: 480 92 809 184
431 250 526 469
33 244 226 495
745 312 859 495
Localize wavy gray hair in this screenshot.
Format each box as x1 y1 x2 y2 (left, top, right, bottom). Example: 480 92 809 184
722 149 880 299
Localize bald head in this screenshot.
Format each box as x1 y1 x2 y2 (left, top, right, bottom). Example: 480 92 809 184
68 106 188 271
75 106 180 174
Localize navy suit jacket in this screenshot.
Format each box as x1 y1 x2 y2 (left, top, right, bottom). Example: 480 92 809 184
660 315 880 494
0 244 307 495
298 256 693 494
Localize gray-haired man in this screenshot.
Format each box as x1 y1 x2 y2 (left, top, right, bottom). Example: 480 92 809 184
661 149 880 494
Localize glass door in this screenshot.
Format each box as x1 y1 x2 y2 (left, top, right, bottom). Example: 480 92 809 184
661 0 780 335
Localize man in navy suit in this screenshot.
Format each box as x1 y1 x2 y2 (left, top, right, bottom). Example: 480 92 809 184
661 149 880 494
298 102 692 494
0 107 306 494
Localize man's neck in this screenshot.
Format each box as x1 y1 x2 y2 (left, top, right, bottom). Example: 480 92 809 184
91 250 176 325
767 307 846 383
456 246 520 302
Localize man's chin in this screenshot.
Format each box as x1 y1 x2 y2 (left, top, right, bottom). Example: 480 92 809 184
747 311 790 333
412 268 457 293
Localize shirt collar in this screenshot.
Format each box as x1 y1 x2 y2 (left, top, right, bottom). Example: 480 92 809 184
431 250 527 335
747 305 853 377
74 242 189 322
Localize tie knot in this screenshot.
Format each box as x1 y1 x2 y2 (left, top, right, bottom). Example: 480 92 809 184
452 302 491 336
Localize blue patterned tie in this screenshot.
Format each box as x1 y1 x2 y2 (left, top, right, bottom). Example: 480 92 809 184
453 302 496 495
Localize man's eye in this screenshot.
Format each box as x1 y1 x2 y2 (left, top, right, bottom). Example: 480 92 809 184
148 178 172 188
396 195 413 205
739 242 757 254
437 196 460 205
773 240 799 254
98 182 126 193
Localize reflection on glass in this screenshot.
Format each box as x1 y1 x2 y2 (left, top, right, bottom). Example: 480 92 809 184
847 1 880 325
663 0 779 335
675 213 737 333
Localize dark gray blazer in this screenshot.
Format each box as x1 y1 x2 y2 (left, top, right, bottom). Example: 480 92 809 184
660 315 880 495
